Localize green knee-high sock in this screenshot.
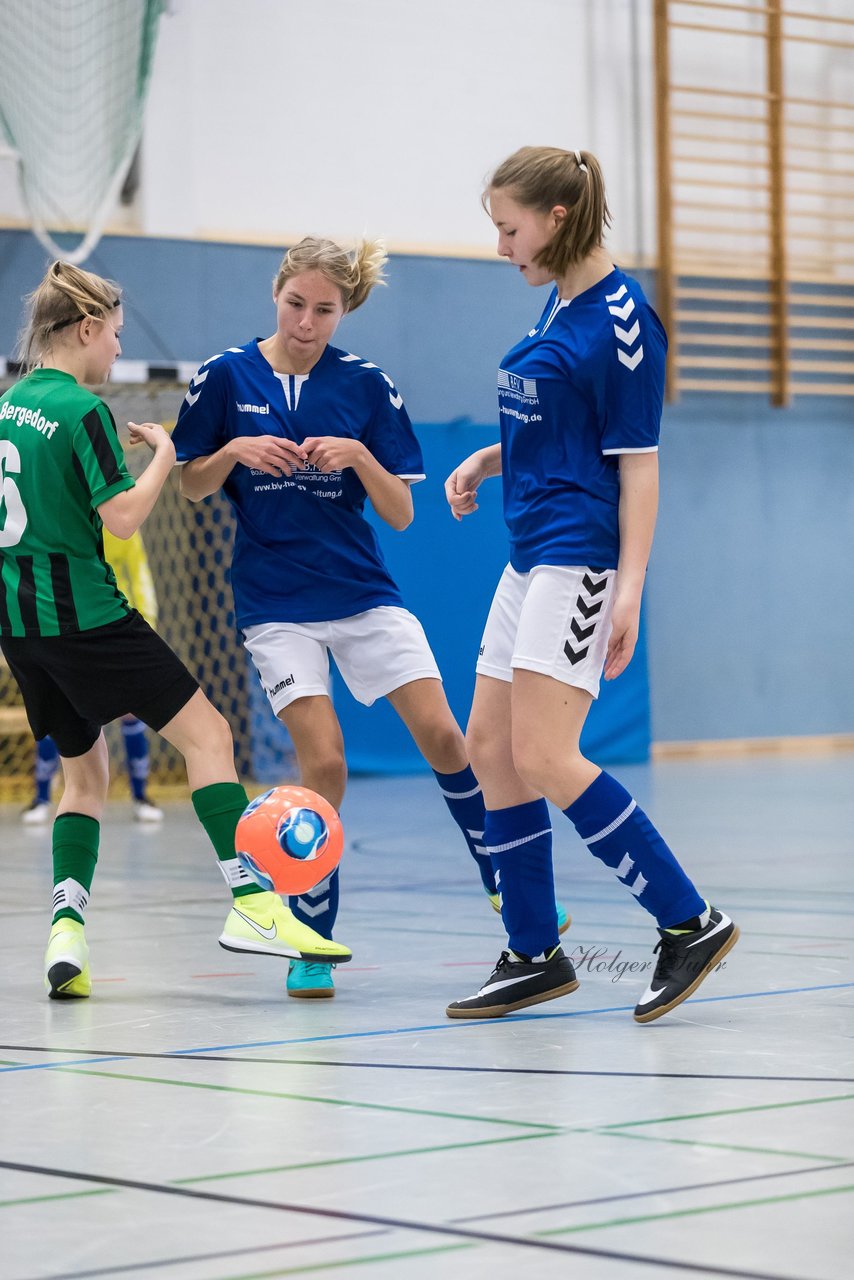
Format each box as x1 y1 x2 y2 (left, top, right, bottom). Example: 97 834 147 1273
192 781 263 899
52 813 99 925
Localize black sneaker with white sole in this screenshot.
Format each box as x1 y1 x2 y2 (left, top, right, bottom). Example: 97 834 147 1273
446 946 579 1019
634 906 739 1023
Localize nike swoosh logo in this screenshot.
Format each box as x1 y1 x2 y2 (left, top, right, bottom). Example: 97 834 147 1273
477 971 544 997
232 907 277 939
686 916 729 948
636 983 667 1005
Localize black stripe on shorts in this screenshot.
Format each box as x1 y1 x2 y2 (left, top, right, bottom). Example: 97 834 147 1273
81 407 123 488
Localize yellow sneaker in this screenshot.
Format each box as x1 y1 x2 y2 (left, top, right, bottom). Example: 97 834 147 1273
45 918 91 999
487 891 571 935
219 892 351 963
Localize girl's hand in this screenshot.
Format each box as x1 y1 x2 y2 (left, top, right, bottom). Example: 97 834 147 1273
302 436 367 474
228 434 308 477
127 421 176 462
603 594 641 680
445 455 487 521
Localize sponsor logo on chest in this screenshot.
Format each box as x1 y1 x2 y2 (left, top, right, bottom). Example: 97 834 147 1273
497 369 538 400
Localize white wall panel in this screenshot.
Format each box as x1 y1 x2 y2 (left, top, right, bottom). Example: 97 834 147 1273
0 0 655 262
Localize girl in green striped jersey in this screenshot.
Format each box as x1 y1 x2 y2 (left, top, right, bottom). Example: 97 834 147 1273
0 262 351 999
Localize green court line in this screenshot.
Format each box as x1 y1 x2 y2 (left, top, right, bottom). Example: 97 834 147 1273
0 1187 111 1210
588 1126 850 1164
58 1066 558 1131
178 1130 553 1186
0 1134 552 1212
217 1242 473 1280
601 1090 854 1130
538 1179 854 1238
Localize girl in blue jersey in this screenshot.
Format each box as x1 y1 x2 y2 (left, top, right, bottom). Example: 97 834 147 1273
444 146 738 1022
173 236 567 999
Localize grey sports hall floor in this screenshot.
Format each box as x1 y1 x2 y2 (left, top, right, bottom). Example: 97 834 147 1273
2 755 852 1280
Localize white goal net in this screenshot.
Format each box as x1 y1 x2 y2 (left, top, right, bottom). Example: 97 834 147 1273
0 0 165 263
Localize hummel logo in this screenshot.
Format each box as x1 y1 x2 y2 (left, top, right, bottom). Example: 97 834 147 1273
577 596 602 620
608 296 635 323
571 617 596 643
268 674 295 696
617 346 644 372
564 639 590 666
581 572 608 596
232 907 277 939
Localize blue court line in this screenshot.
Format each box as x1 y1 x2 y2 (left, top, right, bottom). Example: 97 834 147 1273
170 980 854 1053
2 981 852 1073
0 1055 135 1073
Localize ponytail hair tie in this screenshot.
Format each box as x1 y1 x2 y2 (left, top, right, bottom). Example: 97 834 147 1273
574 148 589 173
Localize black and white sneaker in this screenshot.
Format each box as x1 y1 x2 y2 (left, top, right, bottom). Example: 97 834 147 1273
446 947 579 1019
634 907 739 1023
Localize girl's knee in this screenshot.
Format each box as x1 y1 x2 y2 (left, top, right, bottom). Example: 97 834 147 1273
299 744 347 790
190 702 235 770
60 754 109 813
466 723 508 784
419 718 466 771
210 707 235 751
512 736 588 795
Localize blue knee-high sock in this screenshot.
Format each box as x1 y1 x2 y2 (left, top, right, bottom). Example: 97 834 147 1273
290 867 340 941
564 771 704 929
433 765 496 895
121 717 150 802
35 736 60 803
486 798 558 959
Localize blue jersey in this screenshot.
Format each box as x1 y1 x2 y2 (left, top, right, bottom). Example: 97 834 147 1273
171 340 425 627
498 267 666 572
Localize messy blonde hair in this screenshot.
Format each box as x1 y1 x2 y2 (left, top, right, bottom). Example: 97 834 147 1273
274 237 387 313
486 146 611 275
17 260 122 370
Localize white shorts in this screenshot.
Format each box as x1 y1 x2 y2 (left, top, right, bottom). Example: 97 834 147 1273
476 563 616 698
244 607 442 715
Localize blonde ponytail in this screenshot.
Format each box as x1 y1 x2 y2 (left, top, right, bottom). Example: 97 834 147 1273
486 146 612 274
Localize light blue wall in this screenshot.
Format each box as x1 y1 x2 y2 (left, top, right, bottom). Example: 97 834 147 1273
3 229 851 743
650 396 854 741
0 229 538 424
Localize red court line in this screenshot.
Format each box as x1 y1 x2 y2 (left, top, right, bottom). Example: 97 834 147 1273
190 972 256 979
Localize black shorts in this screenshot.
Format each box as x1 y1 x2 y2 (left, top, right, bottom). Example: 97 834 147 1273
1 611 200 758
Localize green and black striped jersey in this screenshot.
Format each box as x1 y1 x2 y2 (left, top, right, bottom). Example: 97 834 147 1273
0 368 136 637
